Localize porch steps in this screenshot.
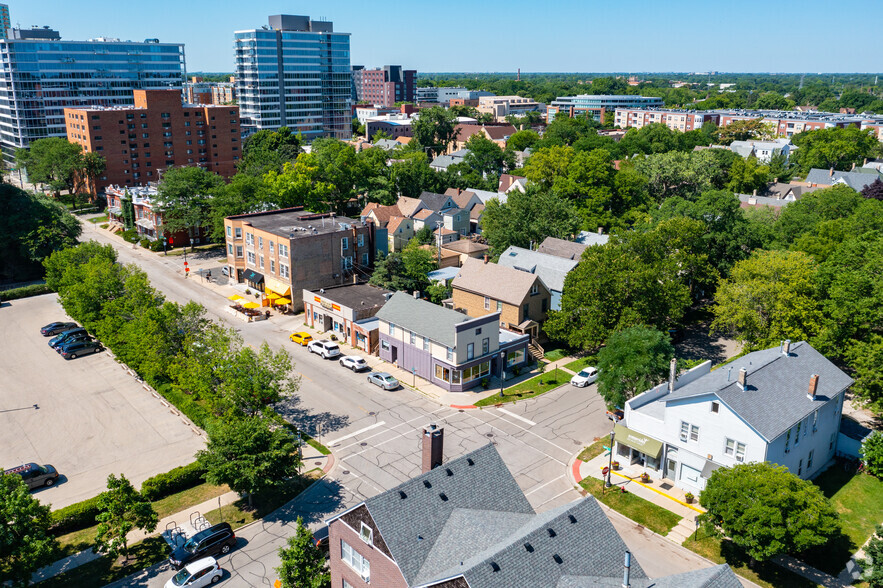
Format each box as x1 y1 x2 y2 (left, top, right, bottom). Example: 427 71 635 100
528 344 544 362
665 516 698 545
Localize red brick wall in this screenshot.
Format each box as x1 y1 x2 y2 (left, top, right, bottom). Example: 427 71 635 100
329 515 408 588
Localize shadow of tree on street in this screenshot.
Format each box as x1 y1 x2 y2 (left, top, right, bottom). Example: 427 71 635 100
274 394 350 438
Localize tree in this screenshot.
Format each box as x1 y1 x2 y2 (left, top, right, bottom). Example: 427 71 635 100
95 474 158 562
389 152 437 198
207 174 270 241
15 137 84 197
711 250 822 350
506 129 540 152
699 462 840 563
369 251 409 291
849 336 883 415
790 127 882 174
767 152 793 183
774 184 861 248
462 133 508 179
521 145 575 189
862 178 883 200
861 525 883 588
264 156 335 212
862 432 883 479
275 517 330 588
72 152 107 202
715 119 776 145
309 138 359 213
633 150 733 201
156 166 225 239
414 225 434 245
239 127 302 176
400 238 436 292
197 416 301 507
217 343 300 416
726 156 770 194
596 326 674 408
411 106 458 157
0 475 57 587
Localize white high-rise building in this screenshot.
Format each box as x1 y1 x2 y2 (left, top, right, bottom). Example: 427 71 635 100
234 15 352 140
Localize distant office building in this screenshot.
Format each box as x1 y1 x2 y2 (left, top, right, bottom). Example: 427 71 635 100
477 95 540 121
547 94 663 123
0 4 10 39
416 87 439 103
717 110 864 137
212 80 236 105
65 89 240 194
234 15 351 140
352 65 416 107
0 26 185 162
184 76 237 106
614 107 720 132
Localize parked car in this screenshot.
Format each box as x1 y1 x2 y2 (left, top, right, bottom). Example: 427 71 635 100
3 463 59 490
169 523 236 570
221 266 230 277
164 556 222 588
308 340 341 359
48 328 88 348
289 332 313 346
339 356 369 372
58 340 102 359
606 409 624 422
367 372 399 390
41 321 78 336
312 526 329 558
570 367 599 387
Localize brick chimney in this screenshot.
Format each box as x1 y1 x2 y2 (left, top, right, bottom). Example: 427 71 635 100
782 339 791 356
737 367 747 391
483 254 489 264
808 374 819 400
829 167 834 177
422 425 444 473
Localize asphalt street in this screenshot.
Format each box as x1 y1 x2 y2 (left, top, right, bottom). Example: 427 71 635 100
80 221 729 587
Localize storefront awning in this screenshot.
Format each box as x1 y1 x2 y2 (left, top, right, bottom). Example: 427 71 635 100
273 297 292 305
243 269 264 284
701 459 723 478
265 276 291 297
614 423 663 458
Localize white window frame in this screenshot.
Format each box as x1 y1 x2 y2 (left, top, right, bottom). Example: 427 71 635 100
446 347 453 361
341 540 370 582
711 402 719 413
680 421 699 443
467 342 474 360
484 296 490 310
724 438 746 462
359 522 373 545
279 263 290 279
388 323 395 336
409 331 416 345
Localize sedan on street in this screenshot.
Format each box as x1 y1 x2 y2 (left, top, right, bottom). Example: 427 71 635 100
570 367 599 387
41 321 78 336
367 372 399 390
339 356 369 371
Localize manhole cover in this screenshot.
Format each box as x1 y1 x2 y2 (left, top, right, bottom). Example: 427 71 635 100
485 433 494 437
314 461 322 466
360 442 368 446
368 411 376 416
342 470 350 475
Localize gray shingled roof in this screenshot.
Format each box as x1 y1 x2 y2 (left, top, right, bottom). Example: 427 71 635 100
537 237 590 260
805 168 882 191
738 194 792 208
419 191 457 212
363 444 535 585
374 291 472 348
574 231 610 247
556 563 740 587
497 246 578 293
665 341 853 441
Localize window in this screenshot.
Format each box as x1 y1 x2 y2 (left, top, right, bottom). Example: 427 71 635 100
496 300 502 312
226 226 232 238
507 349 525 367
388 323 395 336
785 428 792 453
680 421 699 443
270 260 275 273
362 252 369 266
460 361 491 383
341 237 349 251
423 337 430 351
279 263 290 278
258 236 263 249
711 402 720 413
482 338 489 355
446 347 453 361
246 252 256 266
341 540 370 582
813 409 818 432
358 234 365 247
435 364 451 383
409 331 416 345
467 343 474 360
484 296 490 310
234 227 242 239
808 450 814 469
531 284 539 295
269 242 274 254
724 438 746 462
279 244 289 258
245 232 253 245
795 422 801 445
227 244 233 255
259 255 264 269
359 523 373 545
475 328 482 335
235 246 243 258
798 459 803 476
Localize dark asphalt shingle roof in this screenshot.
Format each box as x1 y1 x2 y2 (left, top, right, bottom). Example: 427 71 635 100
805 168 882 191
419 191 458 212
666 341 853 441
556 563 741 587
374 291 472 348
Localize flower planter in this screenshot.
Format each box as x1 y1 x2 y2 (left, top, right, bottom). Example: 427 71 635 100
685 493 694 504
640 473 650 483
611 461 620 470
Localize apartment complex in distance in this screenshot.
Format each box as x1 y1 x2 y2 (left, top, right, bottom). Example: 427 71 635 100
234 15 351 140
477 95 540 121
352 65 416 107
0 26 185 162
547 94 663 123
0 4 9 39
717 110 865 137
184 76 237 106
65 89 239 194
614 108 720 132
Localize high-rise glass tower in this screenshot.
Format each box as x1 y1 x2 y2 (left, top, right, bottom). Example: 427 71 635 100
0 26 185 161
234 15 351 140
0 4 11 40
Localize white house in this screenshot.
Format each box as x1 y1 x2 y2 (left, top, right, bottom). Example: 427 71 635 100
728 138 793 163
617 340 852 493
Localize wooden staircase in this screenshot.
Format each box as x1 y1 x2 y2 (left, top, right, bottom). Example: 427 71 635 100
528 342 544 362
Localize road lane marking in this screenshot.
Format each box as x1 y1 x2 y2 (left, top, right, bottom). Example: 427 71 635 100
533 486 576 509
327 421 386 446
479 410 572 455
335 407 453 451
497 408 536 426
524 477 562 496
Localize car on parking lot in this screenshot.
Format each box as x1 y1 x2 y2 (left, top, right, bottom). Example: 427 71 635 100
339 356 369 371
58 340 102 359
308 340 340 359
312 526 329 558
40 321 78 336
48 328 89 348
3 463 59 489
570 367 599 387
169 522 236 570
289 332 313 346
165 556 222 588
367 372 399 390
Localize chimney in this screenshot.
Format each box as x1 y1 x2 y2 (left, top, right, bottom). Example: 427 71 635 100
773 177 778 184
598 226 604 235
851 162 856 171
737 367 747 391
422 425 444 473
864 158 868 166
808 374 819 400
483 254 489 264
668 358 677 392
829 167 834 177
782 339 791 355
622 550 631 588
752 189 757 196
413 290 420 299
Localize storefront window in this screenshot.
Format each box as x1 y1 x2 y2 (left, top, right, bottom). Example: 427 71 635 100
435 364 450 382
461 361 490 383
507 349 525 367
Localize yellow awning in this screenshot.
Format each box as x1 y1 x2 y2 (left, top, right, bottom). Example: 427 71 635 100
242 301 260 309
264 276 291 297
266 292 280 299
228 294 244 301
274 297 292 305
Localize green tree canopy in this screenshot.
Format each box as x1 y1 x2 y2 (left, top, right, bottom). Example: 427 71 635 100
596 326 674 408
726 156 770 194
862 525 883 587
861 432 883 479
791 127 882 174
95 473 158 561
411 106 459 157
15 137 84 197
275 517 330 588
699 462 841 562
632 149 734 201
239 126 302 176
506 129 540 152
157 166 226 237
0 474 58 587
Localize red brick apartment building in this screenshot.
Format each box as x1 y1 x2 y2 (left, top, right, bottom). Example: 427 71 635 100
65 89 240 195
614 108 720 131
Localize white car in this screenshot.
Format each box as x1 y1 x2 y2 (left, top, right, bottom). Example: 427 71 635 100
307 340 341 359
165 557 222 588
570 367 599 387
339 356 369 371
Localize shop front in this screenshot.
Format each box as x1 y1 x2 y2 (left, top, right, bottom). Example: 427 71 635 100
613 423 663 472
243 269 264 291
302 283 391 348
264 276 293 311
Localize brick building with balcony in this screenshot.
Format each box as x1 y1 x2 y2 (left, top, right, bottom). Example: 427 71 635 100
65 89 240 195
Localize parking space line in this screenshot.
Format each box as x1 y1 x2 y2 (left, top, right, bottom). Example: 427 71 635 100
497 408 536 426
524 477 562 496
458 411 566 466
334 407 453 452
327 422 386 446
479 410 572 455
532 486 575 509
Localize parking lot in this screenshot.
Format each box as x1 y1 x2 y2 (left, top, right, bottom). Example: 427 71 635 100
0 294 205 509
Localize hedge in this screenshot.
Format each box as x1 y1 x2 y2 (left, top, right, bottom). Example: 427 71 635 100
0 283 52 300
155 383 212 430
140 461 206 501
50 496 102 535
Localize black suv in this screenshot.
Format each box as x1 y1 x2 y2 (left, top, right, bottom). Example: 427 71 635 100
4 463 59 490
169 522 236 569
48 328 88 348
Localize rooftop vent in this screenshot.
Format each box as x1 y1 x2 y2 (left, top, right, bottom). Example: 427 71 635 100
490 562 500 572
553 554 563 564
568 514 577 524
398 490 407 499
524 543 534 553
439 492 448 501
466 458 474 466
548 528 557 538
445 468 453 476
423 480 432 489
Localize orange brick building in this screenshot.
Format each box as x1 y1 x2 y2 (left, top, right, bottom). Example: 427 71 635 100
65 89 240 195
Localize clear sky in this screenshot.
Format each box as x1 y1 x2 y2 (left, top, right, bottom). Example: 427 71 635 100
6 0 882 74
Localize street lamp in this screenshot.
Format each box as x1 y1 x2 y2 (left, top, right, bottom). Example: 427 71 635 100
606 429 616 488
499 351 506 397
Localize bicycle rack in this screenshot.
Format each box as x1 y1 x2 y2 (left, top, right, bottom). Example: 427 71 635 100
164 521 186 548
190 510 210 532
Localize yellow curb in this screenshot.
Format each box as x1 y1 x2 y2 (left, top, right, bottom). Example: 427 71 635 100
610 470 705 514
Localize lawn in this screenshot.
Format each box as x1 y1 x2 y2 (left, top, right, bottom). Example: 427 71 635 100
682 534 818 588
87 214 108 223
578 476 681 536
543 348 571 362
474 368 571 407
564 355 597 373
37 536 169 588
577 441 608 463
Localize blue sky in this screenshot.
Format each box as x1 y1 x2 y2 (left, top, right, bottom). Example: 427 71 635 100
7 0 882 73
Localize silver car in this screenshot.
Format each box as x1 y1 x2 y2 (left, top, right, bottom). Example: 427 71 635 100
367 372 399 390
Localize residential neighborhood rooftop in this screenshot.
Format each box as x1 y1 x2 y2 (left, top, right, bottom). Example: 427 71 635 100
374 291 473 348
228 208 361 240
308 283 392 310
453 257 542 306
497 246 578 293
537 236 590 260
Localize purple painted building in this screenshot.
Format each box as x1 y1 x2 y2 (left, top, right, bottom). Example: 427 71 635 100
374 292 529 392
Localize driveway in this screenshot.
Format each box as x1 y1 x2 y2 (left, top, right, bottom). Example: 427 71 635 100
0 295 205 509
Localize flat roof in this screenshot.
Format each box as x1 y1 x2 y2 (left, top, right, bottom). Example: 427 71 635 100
229 208 362 240
306 283 392 310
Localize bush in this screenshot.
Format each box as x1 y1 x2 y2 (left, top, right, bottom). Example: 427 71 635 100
0 283 52 300
99 223 109 229
121 229 138 243
50 496 102 535
140 462 206 501
155 383 211 429
861 431 883 478
139 238 151 249
149 240 164 252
